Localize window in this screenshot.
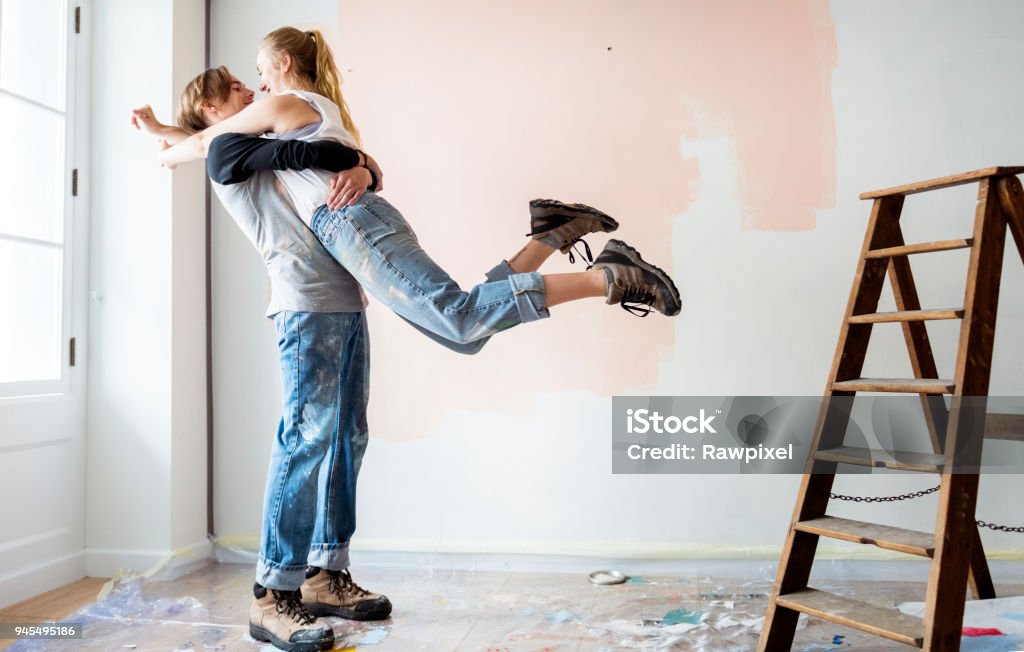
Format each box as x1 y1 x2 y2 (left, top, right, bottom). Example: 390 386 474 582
0 0 75 394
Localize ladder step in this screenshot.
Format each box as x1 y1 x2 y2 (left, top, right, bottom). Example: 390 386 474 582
864 238 973 258
794 516 934 557
848 308 964 323
775 588 924 647
815 446 944 472
831 378 954 393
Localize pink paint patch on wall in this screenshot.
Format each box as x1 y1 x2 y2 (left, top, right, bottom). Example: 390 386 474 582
318 1 837 438
677 0 838 231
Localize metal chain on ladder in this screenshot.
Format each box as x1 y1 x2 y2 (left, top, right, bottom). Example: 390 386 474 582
830 486 1024 533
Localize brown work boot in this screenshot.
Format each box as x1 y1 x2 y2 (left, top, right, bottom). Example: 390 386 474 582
249 583 334 652
300 566 393 621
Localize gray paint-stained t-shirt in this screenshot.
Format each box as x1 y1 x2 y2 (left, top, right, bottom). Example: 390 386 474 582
212 171 366 317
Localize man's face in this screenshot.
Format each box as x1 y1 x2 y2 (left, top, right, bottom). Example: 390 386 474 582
207 77 255 124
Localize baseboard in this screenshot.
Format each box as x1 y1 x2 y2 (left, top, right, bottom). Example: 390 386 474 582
208 545 1024 583
85 538 214 585
209 536 1024 569
0 551 88 611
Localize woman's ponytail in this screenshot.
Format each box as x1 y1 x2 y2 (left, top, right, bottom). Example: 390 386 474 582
262 26 362 149
308 29 363 149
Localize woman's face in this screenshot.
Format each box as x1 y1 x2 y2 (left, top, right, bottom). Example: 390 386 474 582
206 76 255 123
256 48 287 95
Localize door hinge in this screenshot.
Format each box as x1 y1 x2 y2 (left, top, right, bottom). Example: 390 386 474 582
72 168 78 196
69 338 76 367
75 7 81 34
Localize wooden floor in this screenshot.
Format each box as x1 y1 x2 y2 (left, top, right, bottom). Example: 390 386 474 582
0 577 108 650
1 564 1022 650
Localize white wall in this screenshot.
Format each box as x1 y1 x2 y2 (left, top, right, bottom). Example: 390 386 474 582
208 0 338 554
209 0 1024 560
86 0 208 577
169 0 211 555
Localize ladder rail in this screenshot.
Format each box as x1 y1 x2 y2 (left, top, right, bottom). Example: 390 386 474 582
997 175 1024 267
922 176 1008 648
886 223 995 600
759 195 906 651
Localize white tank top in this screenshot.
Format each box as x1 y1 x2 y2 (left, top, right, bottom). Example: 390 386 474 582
266 89 358 222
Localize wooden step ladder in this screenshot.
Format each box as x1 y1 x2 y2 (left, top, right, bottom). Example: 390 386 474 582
759 166 1024 651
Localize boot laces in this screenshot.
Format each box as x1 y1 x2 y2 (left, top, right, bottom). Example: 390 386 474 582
620 286 655 317
327 569 371 599
566 237 593 265
271 589 316 626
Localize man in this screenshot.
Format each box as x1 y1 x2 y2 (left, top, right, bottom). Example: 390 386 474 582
134 91 390 652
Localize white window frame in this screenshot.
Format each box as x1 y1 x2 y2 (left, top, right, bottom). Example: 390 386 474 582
0 0 86 401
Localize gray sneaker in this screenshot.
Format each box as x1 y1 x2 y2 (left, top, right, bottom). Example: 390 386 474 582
528 199 619 264
590 239 681 317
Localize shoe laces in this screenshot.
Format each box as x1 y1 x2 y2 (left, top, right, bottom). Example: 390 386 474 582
271 588 316 626
327 569 371 599
619 286 655 317
567 237 593 265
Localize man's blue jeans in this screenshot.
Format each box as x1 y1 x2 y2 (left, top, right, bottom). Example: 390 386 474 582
257 195 550 589
257 310 370 590
309 193 550 354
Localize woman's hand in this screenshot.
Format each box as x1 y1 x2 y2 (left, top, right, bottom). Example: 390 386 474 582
327 167 373 210
365 154 384 192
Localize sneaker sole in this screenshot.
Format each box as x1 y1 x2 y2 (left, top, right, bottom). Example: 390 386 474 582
529 199 620 240
305 601 393 621
249 622 334 652
603 239 682 316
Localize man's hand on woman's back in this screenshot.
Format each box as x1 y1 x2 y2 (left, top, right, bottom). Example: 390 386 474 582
327 167 374 210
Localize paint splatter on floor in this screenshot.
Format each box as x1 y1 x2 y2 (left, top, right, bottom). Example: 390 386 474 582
7 562 1023 650
661 608 704 626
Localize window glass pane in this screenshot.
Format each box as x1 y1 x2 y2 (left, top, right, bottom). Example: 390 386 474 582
0 0 67 110
0 240 62 383
0 95 65 243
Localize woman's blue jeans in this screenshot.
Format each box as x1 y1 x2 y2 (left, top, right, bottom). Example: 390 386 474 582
309 193 550 354
257 310 370 590
257 194 549 589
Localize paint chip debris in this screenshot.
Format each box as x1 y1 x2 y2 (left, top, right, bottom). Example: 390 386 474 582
963 627 1005 637
662 608 704 626
358 627 389 645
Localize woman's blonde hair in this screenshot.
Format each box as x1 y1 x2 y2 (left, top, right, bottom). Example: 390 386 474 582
261 26 362 148
176 65 234 132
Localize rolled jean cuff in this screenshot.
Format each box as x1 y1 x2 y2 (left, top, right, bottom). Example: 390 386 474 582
485 260 515 282
307 543 351 571
256 558 308 591
508 271 549 323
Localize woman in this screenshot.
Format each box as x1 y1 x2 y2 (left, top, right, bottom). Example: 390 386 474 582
154 27 681 337
134 26 680 652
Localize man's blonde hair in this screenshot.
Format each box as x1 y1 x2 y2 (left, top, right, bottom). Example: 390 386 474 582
176 65 234 132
